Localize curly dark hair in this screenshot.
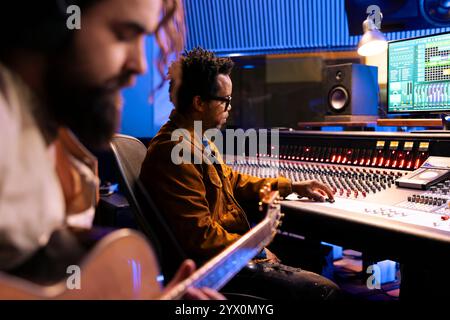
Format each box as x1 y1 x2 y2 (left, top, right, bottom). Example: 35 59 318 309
169 47 234 114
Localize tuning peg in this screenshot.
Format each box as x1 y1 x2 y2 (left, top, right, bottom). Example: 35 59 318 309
280 213 285 218
277 221 283 228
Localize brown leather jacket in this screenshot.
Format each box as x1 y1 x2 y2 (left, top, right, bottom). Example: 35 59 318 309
140 110 292 264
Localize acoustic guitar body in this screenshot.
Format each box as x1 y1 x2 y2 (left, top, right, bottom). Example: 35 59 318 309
0 229 162 300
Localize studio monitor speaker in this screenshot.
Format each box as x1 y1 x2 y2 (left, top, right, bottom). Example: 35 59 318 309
324 63 379 117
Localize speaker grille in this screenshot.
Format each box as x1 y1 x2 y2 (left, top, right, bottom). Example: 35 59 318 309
329 86 349 112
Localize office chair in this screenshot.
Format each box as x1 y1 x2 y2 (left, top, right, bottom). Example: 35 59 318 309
110 134 186 280
110 134 266 299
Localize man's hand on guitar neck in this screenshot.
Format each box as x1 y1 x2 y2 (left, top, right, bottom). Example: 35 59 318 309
161 259 226 300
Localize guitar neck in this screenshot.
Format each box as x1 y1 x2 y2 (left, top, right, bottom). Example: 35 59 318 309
161 218 275 300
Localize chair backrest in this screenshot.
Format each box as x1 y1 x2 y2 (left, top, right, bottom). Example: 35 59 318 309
110 135 157 248
110 134 185 279
110 134 147 186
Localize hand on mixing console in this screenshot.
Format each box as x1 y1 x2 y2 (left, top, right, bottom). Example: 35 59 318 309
292 180 335 202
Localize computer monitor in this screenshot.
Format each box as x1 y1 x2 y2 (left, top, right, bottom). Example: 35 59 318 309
387 32 450 114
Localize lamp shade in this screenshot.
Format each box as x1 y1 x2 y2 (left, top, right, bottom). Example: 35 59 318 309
357 28 388 56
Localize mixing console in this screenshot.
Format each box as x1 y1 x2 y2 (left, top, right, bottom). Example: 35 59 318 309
229 157 450 230
231 158 405 200
224 131 450 260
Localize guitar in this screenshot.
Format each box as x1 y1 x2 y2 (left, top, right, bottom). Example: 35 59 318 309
160 186 283 300
0 228 162 299
0 186 282 299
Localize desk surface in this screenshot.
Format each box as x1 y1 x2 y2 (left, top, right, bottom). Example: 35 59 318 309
377 118 442 127
298 119 444 128
297 121 377 127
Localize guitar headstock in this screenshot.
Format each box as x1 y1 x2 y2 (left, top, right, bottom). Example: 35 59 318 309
258 183 284 237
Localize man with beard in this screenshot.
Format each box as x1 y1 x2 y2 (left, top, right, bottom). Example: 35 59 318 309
140 48 340 300
0 0 222 299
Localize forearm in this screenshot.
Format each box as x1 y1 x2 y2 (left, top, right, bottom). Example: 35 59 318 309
232 171 293 201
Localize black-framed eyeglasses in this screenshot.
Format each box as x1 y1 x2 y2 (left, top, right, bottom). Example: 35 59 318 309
205 95 232 112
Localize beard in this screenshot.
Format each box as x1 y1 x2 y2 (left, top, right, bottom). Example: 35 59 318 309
48 83 121 150
44 53 132 150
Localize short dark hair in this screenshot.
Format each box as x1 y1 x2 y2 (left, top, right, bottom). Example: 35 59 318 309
169 47 234 114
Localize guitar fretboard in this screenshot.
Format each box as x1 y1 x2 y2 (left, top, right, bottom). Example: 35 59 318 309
164 219 274 299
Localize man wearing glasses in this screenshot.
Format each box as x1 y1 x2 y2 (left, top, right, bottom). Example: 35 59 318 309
140 47 339 300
